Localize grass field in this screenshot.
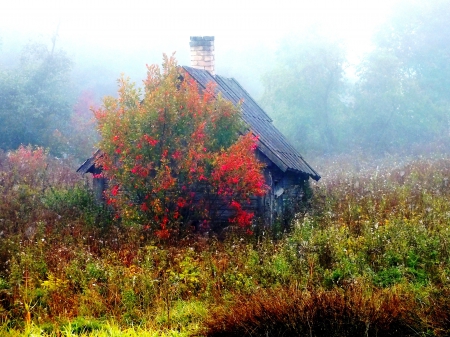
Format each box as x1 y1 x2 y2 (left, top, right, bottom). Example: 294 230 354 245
1 147 450 336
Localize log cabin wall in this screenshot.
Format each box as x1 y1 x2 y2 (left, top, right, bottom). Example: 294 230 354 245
93 177 108 203
252 150 310 228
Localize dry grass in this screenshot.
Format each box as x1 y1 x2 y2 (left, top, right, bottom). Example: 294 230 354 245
203 285 421 337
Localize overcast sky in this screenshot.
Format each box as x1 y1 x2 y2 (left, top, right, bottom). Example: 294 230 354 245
2 0 400 54
1 0 402 97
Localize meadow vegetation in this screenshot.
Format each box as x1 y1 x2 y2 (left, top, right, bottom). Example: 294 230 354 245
1 145 450 336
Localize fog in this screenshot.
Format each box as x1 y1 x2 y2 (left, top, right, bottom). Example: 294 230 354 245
1 0 396 94
1 0 449 160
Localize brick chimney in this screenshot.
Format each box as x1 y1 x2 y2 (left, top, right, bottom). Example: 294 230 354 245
190 36 215 75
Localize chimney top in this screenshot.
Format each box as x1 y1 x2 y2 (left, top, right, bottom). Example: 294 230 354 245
190 36 215 75
190 36 214 42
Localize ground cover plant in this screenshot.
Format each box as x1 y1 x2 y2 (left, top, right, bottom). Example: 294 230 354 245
2 144 450 336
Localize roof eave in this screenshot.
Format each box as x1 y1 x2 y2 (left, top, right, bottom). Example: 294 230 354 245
76 149 102 174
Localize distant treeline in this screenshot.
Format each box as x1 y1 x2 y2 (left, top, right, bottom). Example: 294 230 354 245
261 0 450 156
0 0 449 160
0 42 99 161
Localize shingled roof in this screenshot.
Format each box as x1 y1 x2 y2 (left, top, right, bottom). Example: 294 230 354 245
77 149 102 174
182 66 320 181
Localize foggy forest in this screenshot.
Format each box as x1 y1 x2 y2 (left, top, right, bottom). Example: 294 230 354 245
1 0 450 336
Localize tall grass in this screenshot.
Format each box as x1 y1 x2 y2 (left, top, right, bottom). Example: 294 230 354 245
1 147 450 335
204 286 421 337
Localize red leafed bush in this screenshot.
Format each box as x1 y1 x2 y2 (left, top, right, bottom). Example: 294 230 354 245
94 54 267 238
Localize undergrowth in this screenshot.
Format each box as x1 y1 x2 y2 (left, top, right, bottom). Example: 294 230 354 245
1 146 450 336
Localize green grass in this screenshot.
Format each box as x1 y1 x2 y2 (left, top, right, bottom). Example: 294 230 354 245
1 321 193 336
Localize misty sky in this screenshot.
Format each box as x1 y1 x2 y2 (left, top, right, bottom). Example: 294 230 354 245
1 0 403 98
2 0 399 56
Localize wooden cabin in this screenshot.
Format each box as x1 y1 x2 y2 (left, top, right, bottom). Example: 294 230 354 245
77 36 320 228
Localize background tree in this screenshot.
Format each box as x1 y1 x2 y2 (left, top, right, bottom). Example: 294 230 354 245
55 90 99 161
0 42 74 153
376 0 450 101
261 30 348 155
94 55 267 239
351 50 439 151
352 0 450 153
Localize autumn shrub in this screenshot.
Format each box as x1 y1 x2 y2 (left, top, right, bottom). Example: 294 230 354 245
0 145 82 237
94 55 267 239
